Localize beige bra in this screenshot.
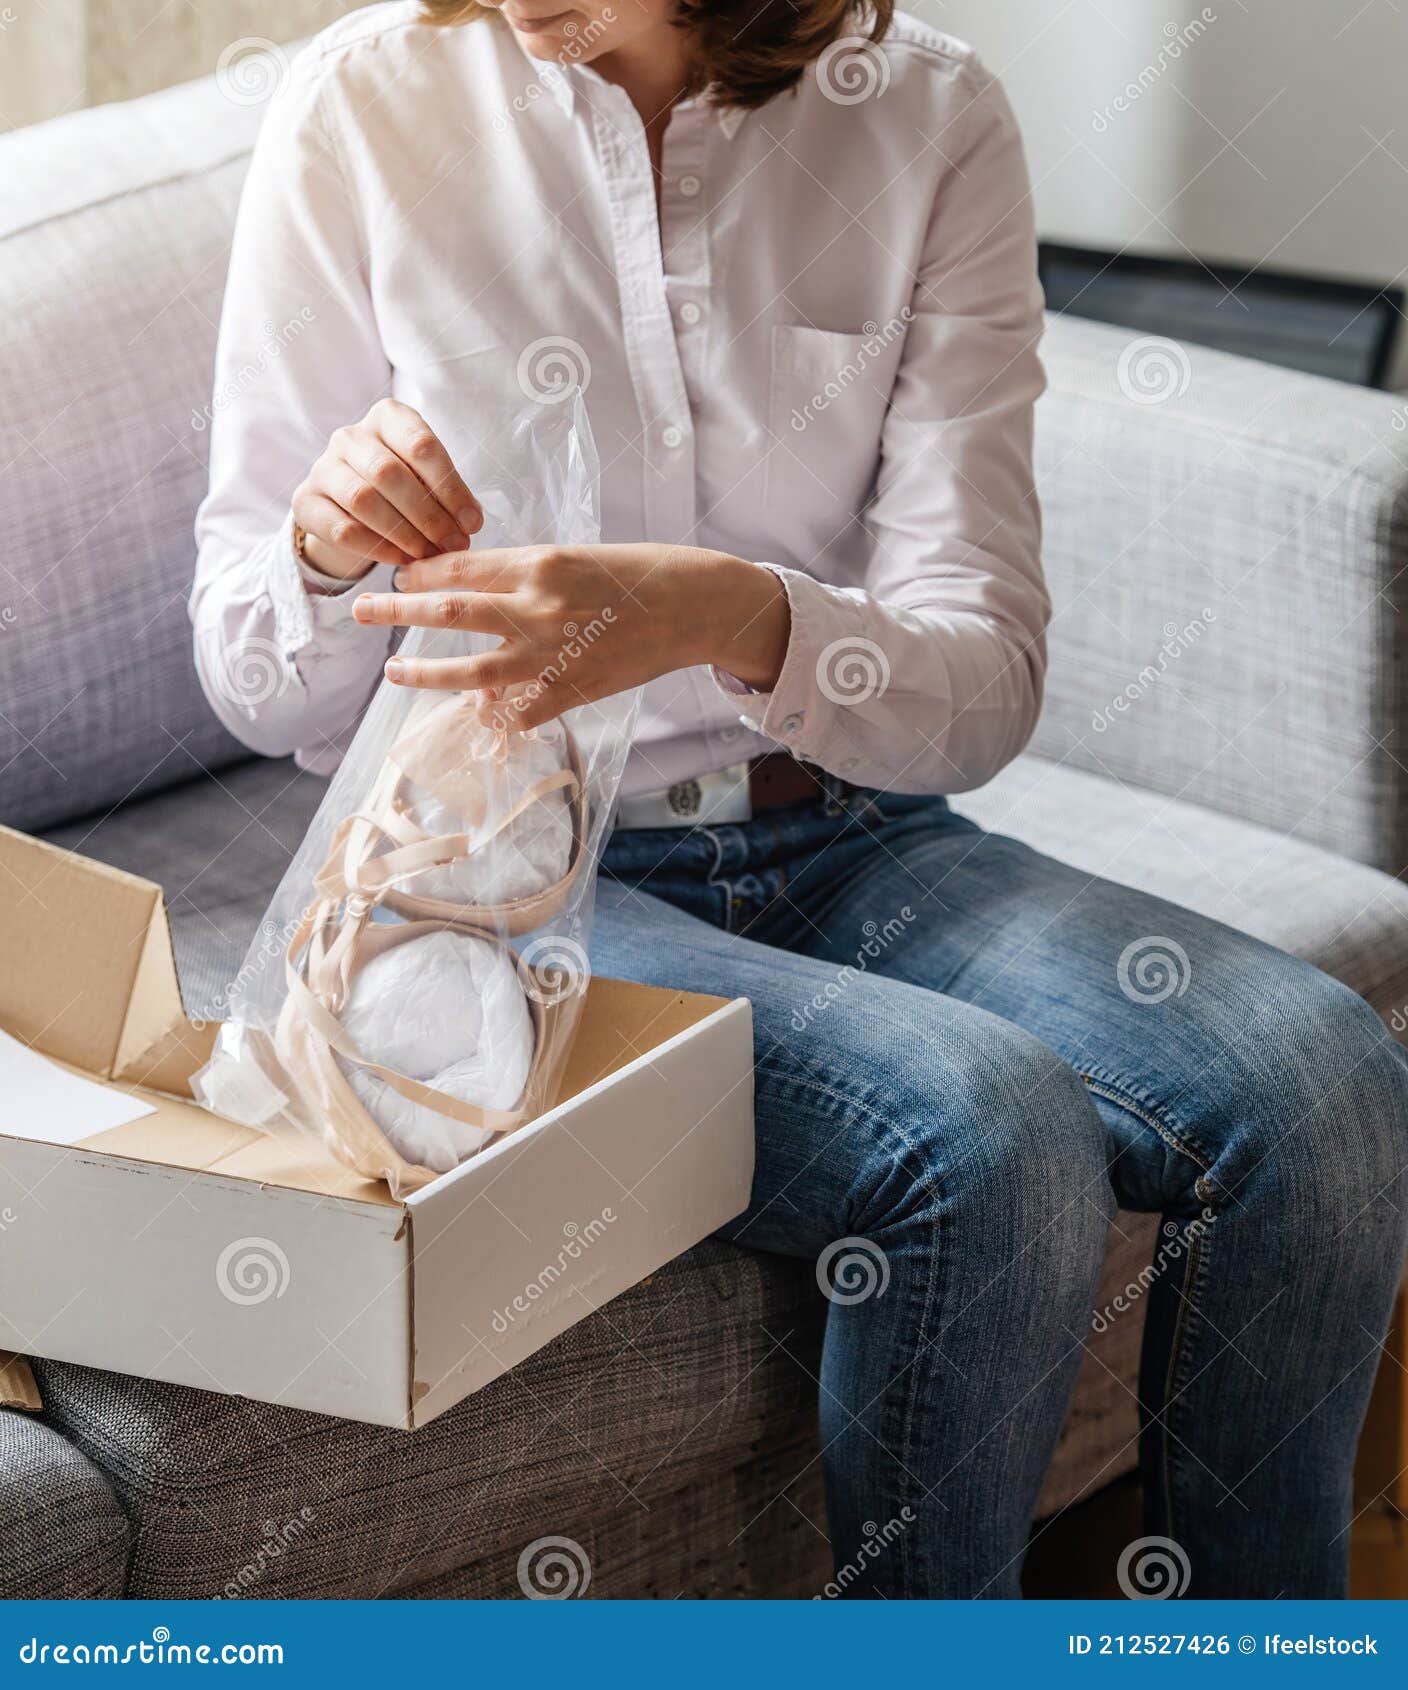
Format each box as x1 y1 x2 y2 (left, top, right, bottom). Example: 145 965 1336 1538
273 694 590 1191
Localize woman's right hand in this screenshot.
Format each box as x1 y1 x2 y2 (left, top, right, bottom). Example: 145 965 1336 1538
291 398 484 581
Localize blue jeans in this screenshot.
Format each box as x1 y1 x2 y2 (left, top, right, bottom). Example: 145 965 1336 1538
593 786 1408 1598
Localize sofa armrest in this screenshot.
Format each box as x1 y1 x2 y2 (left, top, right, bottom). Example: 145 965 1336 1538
1031 312 1408 875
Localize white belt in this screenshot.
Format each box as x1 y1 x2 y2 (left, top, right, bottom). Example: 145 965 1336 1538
614 761 753 830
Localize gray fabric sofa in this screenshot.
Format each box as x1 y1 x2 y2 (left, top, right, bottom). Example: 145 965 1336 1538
3 68 1407 1600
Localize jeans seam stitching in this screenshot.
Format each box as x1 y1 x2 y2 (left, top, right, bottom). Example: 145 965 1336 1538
1080 1075 1212 1176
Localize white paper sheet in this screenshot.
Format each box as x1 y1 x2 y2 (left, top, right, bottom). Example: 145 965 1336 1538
0 1027 157 1144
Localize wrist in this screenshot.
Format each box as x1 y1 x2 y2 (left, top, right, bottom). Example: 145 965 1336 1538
300 526 376 591
702 556 790 690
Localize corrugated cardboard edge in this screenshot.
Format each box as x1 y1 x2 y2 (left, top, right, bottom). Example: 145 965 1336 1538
0 1351 42 1413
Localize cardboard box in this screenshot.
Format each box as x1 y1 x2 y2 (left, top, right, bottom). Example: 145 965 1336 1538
0 826 754 1427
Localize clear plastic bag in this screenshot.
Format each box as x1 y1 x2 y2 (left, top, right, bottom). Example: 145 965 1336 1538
195 395 638 1197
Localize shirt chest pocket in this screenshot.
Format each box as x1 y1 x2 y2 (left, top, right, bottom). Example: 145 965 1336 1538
765 323 907 532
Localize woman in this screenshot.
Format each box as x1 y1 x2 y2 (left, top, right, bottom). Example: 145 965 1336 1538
192 0 1408 1598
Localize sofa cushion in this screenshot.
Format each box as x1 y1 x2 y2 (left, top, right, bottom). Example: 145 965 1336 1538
0 78 267 833
960 755 1408 1024
33 1238 826 1599
0 1411 130 1598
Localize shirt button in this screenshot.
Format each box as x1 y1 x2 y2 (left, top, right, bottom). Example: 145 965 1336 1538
779 712 805 736
678 174 702 198
662 424 684 449
679 301 702 327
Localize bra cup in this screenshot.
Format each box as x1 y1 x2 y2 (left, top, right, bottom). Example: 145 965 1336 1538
400 772 573 907
338 928 533 1172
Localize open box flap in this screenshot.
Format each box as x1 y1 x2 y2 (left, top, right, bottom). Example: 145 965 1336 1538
0 824 184 1081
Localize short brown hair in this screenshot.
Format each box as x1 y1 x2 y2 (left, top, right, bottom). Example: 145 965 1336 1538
419 1 895 109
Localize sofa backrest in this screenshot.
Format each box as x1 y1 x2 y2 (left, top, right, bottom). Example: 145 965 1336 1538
0 75 266 833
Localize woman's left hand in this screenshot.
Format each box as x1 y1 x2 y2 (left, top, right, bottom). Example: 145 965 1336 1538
352 542 790 729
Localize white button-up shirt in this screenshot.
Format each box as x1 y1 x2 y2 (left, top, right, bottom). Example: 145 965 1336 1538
192 3 1049 799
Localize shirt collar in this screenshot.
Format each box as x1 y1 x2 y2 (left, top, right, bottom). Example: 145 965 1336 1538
524 46 747 137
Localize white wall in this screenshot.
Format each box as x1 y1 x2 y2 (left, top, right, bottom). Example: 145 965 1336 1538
914 0 1408 383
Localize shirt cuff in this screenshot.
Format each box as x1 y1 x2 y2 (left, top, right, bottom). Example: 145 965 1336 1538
268 519 389 655
709 564 848 765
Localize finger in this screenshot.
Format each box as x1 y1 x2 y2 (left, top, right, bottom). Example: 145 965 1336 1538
393 547 535 595
322 461 435 559
480 680 577 732
373 400 484 537
294 492 414 569
383 651 524 691
340 435 468 555
353 590 514 635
